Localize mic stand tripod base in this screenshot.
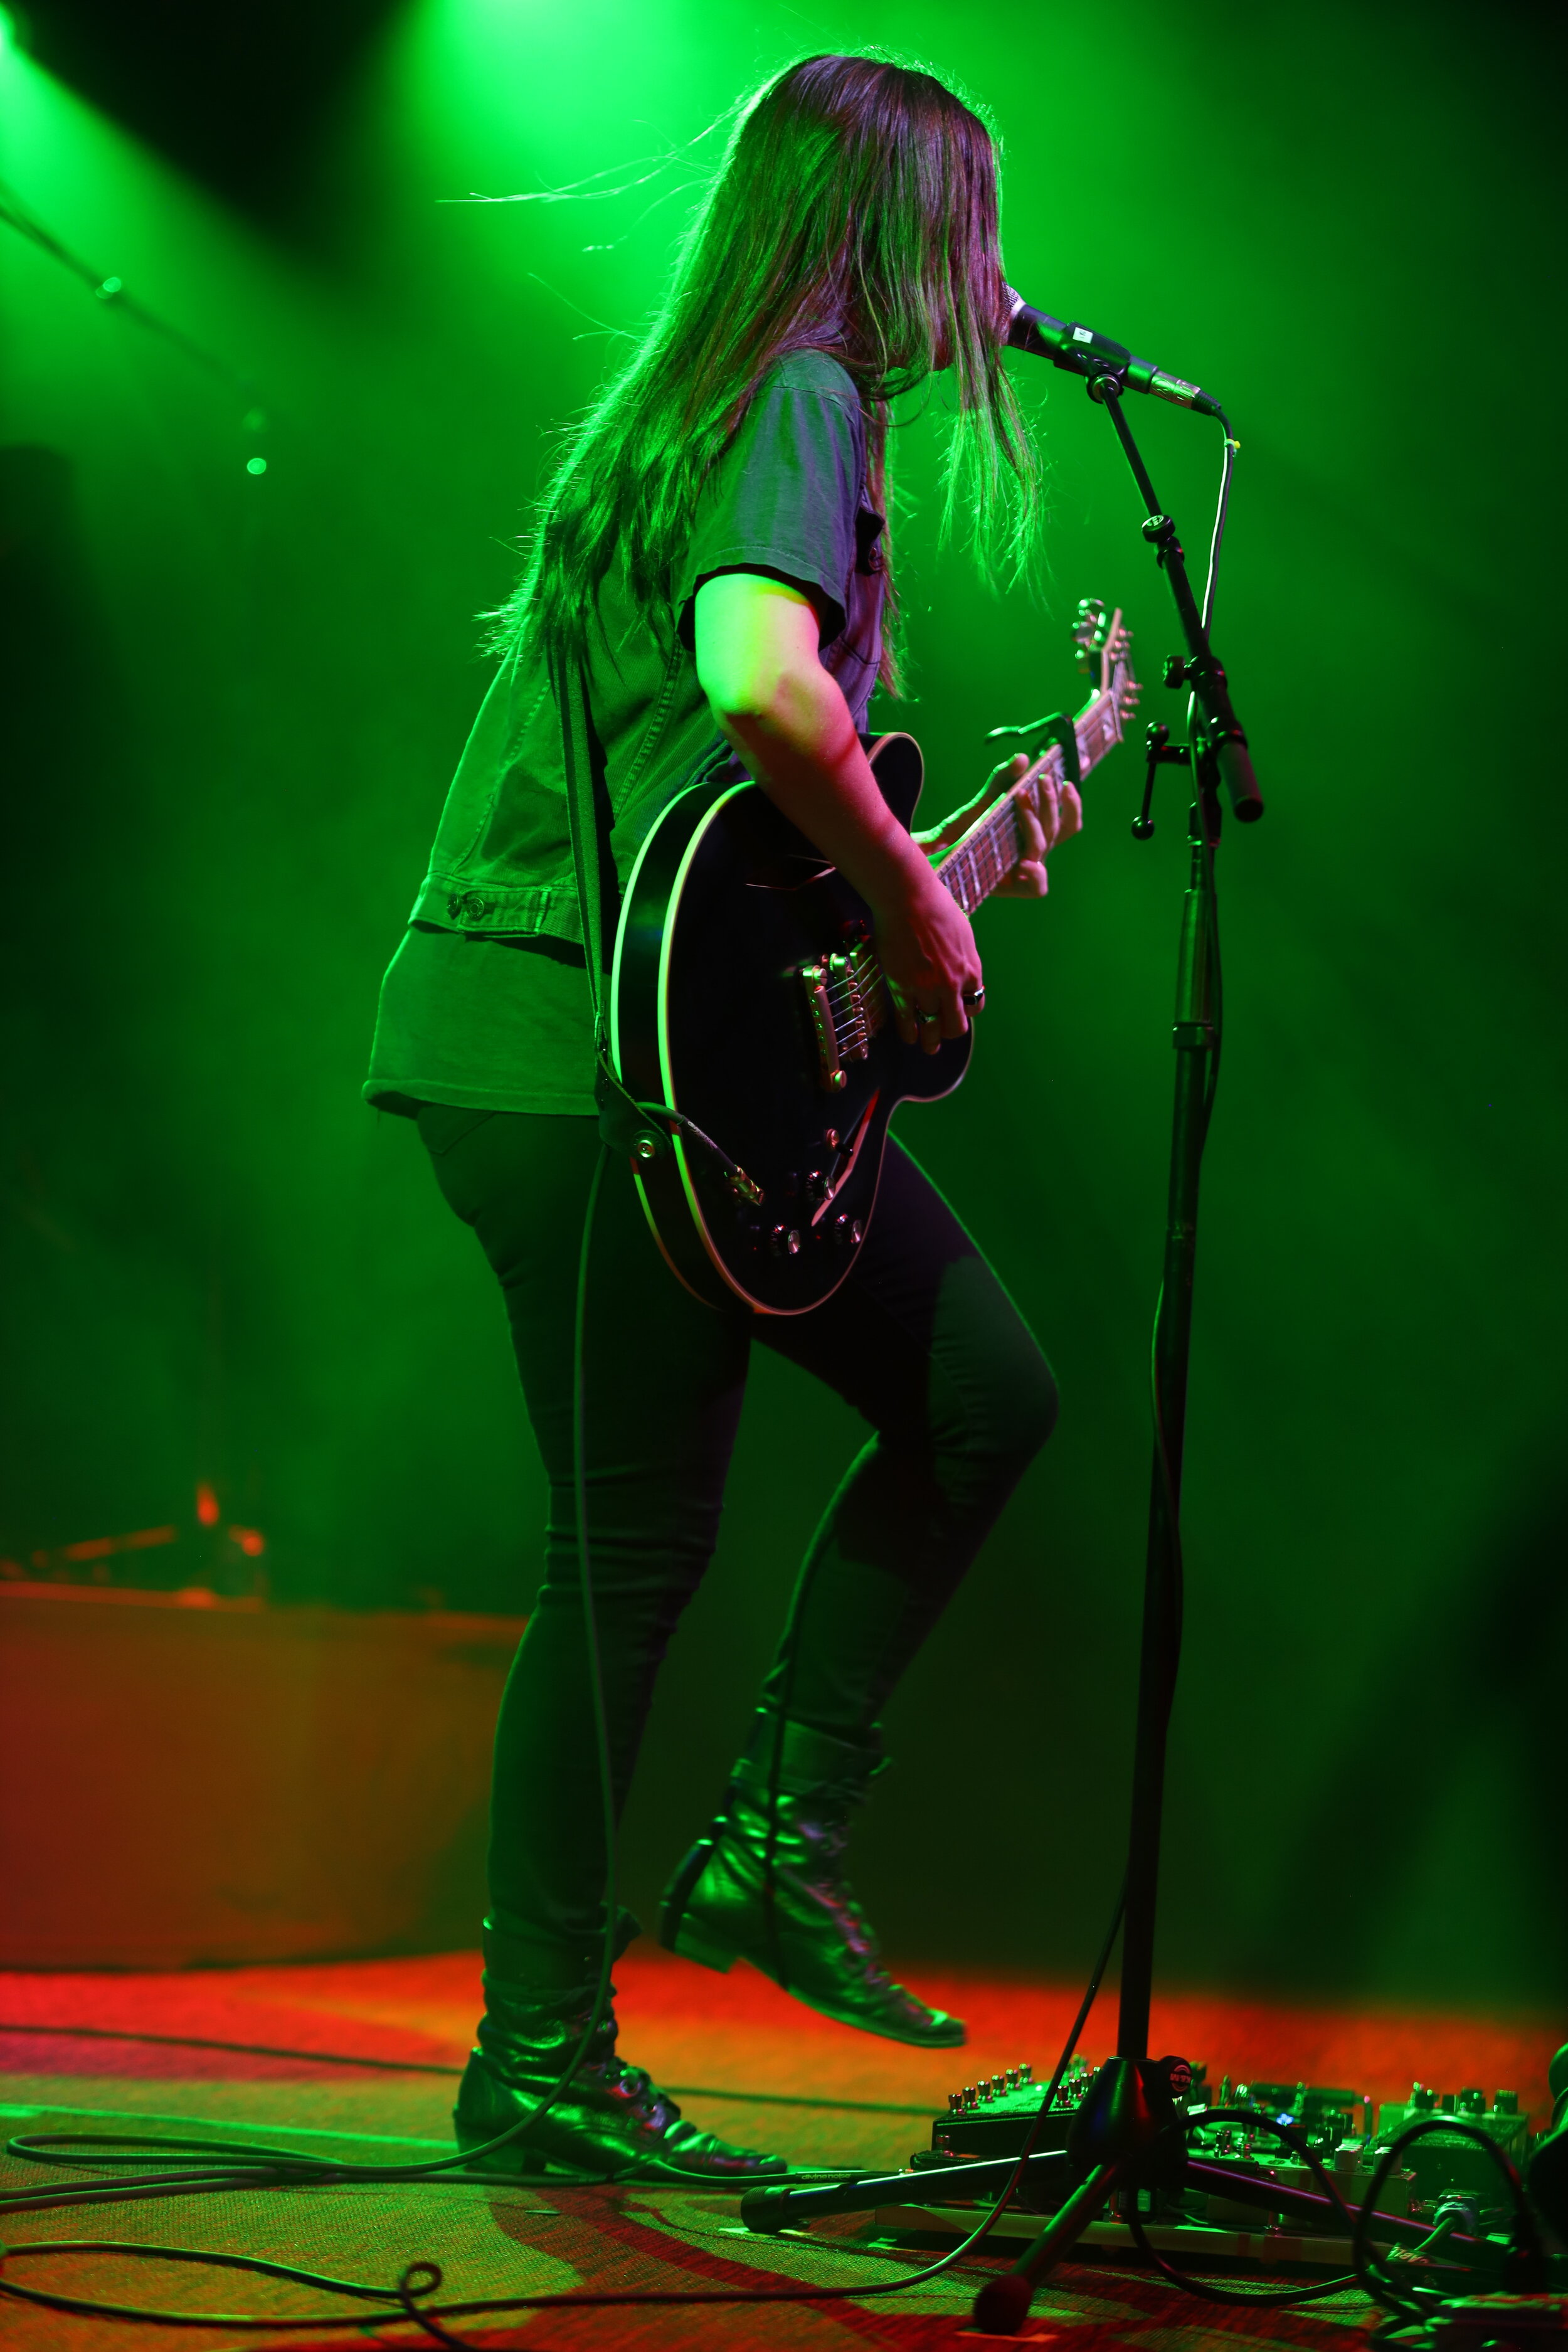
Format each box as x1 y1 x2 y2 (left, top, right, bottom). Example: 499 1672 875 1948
972 2159 1126 2336
739 2149 1069 2235
971 2053 1174 2335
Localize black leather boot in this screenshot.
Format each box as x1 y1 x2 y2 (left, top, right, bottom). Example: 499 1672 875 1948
453 1917 787 2181
659 1716 965 2048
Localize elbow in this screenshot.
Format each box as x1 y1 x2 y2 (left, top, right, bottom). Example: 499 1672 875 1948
701 657 828 741
699 659 788 733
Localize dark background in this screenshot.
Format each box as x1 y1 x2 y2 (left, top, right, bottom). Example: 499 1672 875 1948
3 0 1564 2005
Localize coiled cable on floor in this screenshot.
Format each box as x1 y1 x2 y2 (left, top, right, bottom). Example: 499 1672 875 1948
0 1875 1130 2333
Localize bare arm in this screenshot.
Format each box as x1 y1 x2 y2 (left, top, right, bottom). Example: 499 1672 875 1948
693 571 980 1049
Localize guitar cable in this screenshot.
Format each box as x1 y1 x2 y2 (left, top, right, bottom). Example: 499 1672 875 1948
0 414 1276 2334
0 1131 1120 2334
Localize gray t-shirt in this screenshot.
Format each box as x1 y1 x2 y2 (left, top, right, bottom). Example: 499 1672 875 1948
366 351 886 1117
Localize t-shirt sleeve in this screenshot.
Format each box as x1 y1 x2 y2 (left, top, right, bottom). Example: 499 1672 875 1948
675 366 862 649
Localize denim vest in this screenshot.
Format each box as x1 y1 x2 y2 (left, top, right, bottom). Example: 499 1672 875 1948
407 354 886 951
407 632 724 950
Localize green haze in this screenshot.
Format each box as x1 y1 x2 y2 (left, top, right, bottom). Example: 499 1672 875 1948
3 0 1562 2009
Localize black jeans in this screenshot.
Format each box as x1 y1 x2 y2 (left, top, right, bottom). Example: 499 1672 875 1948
420 1107 1057 1979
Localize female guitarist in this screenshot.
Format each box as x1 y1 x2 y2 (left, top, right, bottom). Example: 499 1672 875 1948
366 51 1082 2181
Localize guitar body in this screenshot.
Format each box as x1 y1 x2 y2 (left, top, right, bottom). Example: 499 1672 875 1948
611 732 968 1315
608 597 1136 1316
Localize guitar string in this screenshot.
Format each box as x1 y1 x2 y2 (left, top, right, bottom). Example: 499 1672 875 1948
822 691 1112 1056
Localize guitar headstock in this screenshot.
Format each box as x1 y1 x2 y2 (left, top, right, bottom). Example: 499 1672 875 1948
1074 596 1140 733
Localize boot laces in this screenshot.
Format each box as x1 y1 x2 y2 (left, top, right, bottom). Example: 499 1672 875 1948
580 2048 676 2127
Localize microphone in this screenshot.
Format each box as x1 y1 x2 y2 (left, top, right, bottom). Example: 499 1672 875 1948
1005 287 1224 421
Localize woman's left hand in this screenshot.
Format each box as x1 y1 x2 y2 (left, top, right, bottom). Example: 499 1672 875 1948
913 751 1084 898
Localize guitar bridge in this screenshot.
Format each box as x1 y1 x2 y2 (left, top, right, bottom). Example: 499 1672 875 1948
828 950 871 1062
800 961 847 1093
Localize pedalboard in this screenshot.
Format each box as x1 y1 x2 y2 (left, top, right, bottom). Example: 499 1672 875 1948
881 2058 1549 2270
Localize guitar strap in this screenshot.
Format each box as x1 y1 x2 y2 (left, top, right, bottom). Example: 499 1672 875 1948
551 650 768 1216
548 649 665 1162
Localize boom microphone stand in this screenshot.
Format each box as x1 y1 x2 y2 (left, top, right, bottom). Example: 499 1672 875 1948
739 376 1267 2317
970 375 1264 2334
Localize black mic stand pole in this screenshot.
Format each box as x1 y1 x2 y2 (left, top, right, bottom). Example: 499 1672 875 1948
973 376 1263 2338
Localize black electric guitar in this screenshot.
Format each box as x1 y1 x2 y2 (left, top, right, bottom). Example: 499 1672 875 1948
610 598 1138 1314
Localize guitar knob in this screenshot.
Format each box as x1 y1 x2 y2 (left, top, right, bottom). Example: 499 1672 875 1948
805 1172 830 1205
769 1226 800 1258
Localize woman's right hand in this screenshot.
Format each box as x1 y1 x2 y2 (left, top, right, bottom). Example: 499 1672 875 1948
867 862 983 1054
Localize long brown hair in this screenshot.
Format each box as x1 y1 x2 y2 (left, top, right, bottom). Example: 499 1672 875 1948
499 53 1040 690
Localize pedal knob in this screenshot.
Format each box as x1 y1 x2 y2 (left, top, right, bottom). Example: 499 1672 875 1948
978 2082 993 2104
948 2091 963 2114
963 2085 978 2110
1020 2062 1033 2084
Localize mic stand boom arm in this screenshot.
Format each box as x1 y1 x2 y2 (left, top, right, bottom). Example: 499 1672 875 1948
1092 375 1262 825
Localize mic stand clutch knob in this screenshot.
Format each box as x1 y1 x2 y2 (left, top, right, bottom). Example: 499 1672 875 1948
1134 723 1191 841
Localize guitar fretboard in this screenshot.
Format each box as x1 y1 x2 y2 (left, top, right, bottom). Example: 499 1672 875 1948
934 687 1121 918
824 675 1125 1059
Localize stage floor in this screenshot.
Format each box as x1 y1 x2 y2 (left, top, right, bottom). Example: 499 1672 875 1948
0 1947 1555 2348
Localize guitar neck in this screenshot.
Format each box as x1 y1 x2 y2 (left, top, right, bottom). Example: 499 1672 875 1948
932 685 1122 916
